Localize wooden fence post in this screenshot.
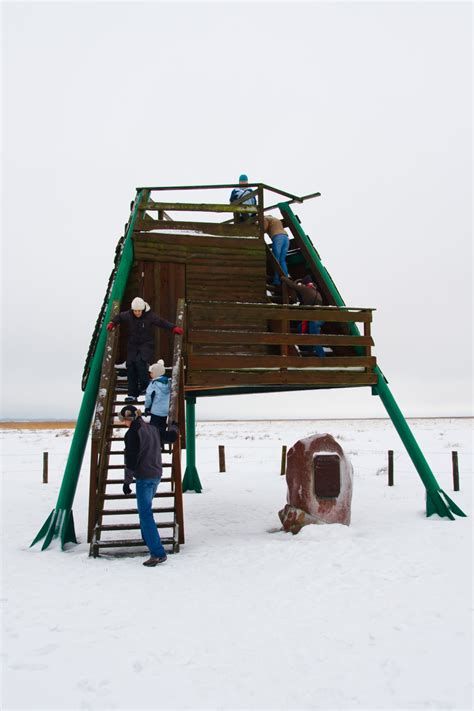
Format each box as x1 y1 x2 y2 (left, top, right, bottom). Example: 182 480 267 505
43 452 48 484
218 445 226 473
452 451 459 491
280 445 287 476
388 450 394 486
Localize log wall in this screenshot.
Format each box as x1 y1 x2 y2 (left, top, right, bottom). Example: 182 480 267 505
118 231 268 365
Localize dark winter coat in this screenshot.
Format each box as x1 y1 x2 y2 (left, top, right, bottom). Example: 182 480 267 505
112 309 175 364
124 418 179 482
281 276 323 306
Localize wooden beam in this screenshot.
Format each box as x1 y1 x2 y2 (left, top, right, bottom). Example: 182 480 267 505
187 370 378 386
144 201 257 214
188 303 373 323
135 219 259 237
188 330 374 347
134 233 263 250
188 354 376 369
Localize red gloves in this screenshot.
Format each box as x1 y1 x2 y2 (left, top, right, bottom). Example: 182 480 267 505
106 322 115 331
172 326 184 335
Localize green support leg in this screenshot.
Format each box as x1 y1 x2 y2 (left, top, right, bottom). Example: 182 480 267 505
182 395 202 493
373 370 466 519
31 190 146 550
279 202 466 520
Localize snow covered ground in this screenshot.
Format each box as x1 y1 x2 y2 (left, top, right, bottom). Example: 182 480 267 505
1 418 472 710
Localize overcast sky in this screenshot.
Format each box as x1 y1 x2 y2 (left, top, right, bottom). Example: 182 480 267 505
2 1 472 420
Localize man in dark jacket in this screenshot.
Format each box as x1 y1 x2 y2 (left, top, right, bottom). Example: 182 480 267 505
120 404 179 567
107 297 183 401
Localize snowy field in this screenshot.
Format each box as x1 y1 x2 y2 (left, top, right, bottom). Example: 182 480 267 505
1 418 472 711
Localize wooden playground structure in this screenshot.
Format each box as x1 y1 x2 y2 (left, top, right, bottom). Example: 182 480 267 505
31 182 466 554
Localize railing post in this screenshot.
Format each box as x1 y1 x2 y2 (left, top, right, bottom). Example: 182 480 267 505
280 286 289 358
388 450 394 486
218 445 226 473
257 184 265 240
42 452 48 484
364 317 372 359
173 435 185 544
452 451 459 491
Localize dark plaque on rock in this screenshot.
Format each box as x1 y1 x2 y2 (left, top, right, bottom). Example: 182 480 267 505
313 454 341 498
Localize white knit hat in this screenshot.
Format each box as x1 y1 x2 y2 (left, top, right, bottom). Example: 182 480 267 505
131 296 146 311
149 359 165 379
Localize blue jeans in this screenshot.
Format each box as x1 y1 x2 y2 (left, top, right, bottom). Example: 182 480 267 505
135 478 166 558
271 234 289 285
298 320 326 357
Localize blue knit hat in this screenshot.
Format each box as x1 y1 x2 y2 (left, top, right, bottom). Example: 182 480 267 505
239 174 248 182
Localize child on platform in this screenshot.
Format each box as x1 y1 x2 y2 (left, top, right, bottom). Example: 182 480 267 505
144 360 171 441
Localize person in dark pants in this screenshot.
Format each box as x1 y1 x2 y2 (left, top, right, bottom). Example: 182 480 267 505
107 297 183 401
120 404 179 567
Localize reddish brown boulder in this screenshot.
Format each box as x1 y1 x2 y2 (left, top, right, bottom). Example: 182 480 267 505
280 433 353 529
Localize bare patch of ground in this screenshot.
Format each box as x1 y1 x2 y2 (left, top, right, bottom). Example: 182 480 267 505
0 421 76 430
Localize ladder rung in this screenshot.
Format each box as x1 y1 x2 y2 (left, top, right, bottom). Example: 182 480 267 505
98 522 175 531
105 463 173 469
101 492 174 500
95 538 174 548
101 507 175 515
106 477 172 485
112 400 145 406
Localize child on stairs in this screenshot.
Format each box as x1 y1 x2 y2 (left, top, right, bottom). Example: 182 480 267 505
144 360 171 442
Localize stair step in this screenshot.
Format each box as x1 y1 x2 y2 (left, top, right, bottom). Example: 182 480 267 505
106 437 172 452
112 400 145 406
101 492 174 500
106 477 172 485
95 538 174 548
101 507 175 515
105 463 172 469
98 522 175 531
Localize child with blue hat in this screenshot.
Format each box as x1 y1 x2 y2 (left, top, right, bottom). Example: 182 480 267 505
229 173 257 223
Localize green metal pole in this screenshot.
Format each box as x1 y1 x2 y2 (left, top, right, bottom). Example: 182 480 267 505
374 371 465 518
182 395 202 493
279 202 465 519
31 189 145 550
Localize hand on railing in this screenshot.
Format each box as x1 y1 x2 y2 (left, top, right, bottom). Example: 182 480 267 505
106 322 115 331
172 326 184 335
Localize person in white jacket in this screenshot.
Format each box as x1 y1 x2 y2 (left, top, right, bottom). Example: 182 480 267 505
144 360 171 441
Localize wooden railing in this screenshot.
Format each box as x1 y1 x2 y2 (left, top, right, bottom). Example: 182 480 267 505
87 301 120 542
185 301 377 389
133 182 320 236
168 298 186 544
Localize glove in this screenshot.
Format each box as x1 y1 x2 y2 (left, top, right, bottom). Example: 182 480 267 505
106 322 115 331
144 408 150 416
122 482 132 496
172 326 184 335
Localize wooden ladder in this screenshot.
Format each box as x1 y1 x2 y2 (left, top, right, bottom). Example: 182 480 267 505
88 300 185 558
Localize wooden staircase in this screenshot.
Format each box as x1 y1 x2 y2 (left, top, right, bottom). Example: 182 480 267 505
88 301 185 557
